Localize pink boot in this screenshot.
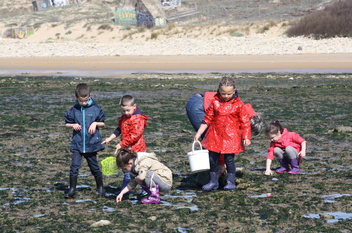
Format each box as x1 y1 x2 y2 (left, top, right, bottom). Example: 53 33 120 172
140 185 160 204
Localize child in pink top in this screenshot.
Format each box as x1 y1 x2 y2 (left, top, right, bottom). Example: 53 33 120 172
264 120 306 175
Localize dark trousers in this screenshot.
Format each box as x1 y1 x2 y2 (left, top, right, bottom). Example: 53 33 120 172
209 150 236 173
70 151 101 177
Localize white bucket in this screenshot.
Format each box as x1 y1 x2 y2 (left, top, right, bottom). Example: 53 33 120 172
187 141 210 172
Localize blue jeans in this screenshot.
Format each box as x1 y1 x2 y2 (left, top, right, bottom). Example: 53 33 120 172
70 151 101 177
186 94 207 138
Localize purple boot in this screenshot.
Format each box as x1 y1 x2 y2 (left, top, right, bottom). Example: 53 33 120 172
223 173 236 190
276 159 290 173
288 158 300 174
202 172 219 191
141 185 160 204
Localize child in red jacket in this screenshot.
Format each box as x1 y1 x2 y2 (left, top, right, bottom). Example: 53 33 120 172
194 76 252 191
102 95 148 195
186 91 263 181
264 120 306 175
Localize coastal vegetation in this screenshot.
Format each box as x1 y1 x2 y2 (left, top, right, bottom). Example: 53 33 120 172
286 0 352 39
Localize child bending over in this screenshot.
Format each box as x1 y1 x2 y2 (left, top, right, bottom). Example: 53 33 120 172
264 120 306 175
115 147 172 204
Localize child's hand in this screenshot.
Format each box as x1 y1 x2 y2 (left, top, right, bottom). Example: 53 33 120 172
115 144 121 150
243 139 251 147
101 138 111 145
299 151 306 157
116 194 123 203
88 122 97 134
264 170 273 176
72 124 82 131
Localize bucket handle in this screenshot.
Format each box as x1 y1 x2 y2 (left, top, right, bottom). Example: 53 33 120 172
192 140 203 152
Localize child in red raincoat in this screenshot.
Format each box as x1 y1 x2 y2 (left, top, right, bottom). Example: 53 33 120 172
102 94 148 196
264 120 306 175
186 91 263 183
194 77 252 191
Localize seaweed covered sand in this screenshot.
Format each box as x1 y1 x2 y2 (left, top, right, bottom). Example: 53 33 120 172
0 73 352 232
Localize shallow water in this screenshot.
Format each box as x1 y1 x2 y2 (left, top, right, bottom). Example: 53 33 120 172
304 212 352 223
2 68 352 78
321 194 351 203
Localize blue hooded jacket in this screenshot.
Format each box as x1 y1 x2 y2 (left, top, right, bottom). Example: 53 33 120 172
65 98 105 153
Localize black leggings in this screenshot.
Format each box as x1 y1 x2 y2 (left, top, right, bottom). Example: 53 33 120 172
209 150 236 173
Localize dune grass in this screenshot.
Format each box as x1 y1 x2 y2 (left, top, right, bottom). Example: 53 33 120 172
286 0 352 39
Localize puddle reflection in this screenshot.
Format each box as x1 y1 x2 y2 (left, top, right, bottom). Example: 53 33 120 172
34 214 46 218
133 190 198 210
248 194 268 198
102 205 115 212
76 199 97 204
174 226 190 233
321 193 350 203
303 211 352 223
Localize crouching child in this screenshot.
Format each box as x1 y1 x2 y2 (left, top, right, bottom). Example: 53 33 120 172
115 147 172 204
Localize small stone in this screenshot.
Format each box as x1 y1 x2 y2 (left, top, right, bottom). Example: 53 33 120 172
148 216 157 221
90 220 112 227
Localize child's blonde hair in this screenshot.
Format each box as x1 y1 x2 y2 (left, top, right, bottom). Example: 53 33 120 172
116 147 137 168
119 95 135 107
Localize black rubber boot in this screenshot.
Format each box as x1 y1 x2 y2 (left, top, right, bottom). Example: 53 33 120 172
64 176 77 199
95 175 105 196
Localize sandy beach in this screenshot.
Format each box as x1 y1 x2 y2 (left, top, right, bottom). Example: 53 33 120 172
1 54 352 76
1 19 352 76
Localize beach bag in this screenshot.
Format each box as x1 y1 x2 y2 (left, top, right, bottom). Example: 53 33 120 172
101 156 118 176
187 141 210 172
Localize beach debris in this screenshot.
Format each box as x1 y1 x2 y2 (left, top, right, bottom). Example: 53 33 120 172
148 216 157 221
90 220 112 227
319 213 334 220
328 126 352 133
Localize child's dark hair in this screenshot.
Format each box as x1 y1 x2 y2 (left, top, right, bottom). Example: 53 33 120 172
265 120 284 136
218 76 236 91
75 83 90 98
116 147 137 168
119 95 135 107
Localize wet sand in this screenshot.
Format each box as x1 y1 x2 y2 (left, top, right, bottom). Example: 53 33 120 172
1 54 351 76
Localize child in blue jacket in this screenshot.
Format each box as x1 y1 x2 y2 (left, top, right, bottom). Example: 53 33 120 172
64 83 106 198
